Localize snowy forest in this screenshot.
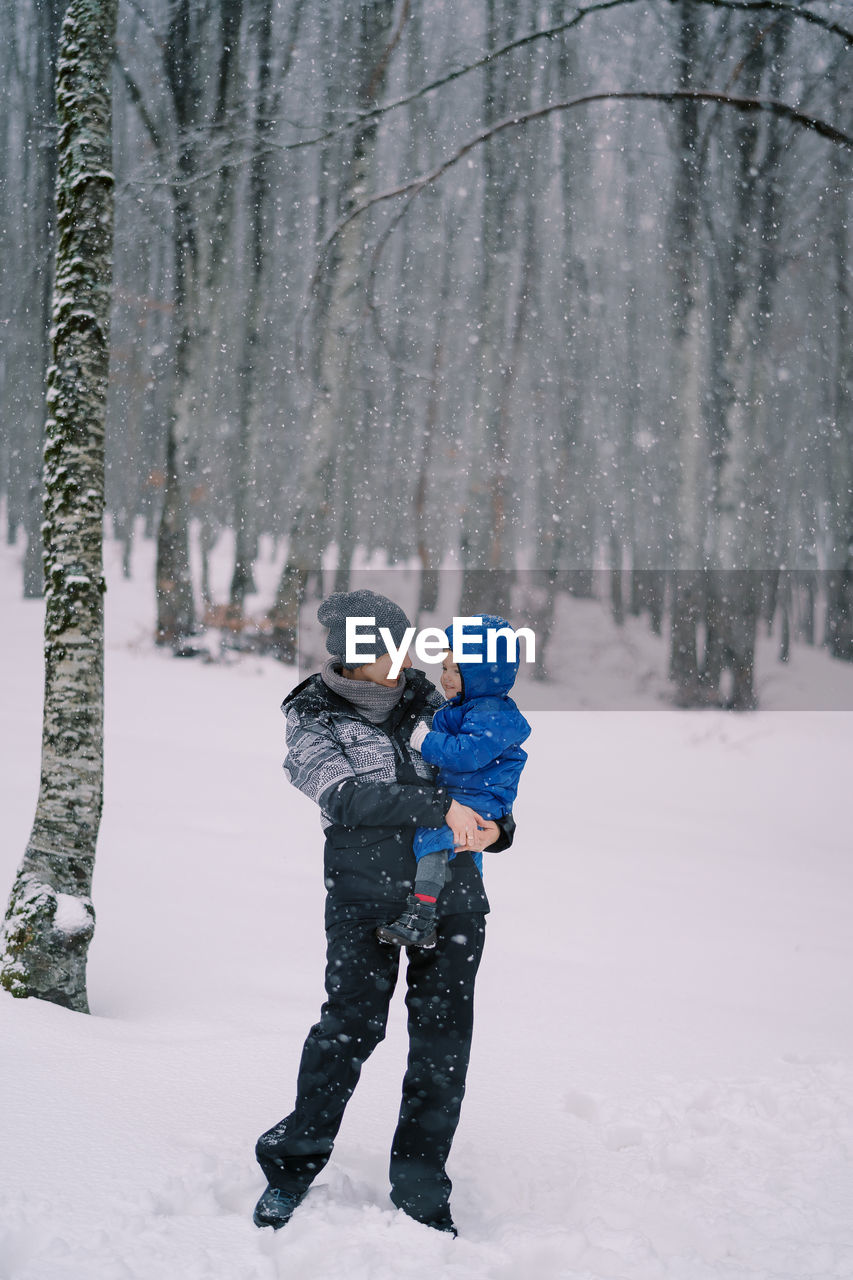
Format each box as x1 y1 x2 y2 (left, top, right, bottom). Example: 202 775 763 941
2 4 853 1275
1 0 851 710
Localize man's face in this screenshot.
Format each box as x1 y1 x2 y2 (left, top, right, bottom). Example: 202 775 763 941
352 650 412 687
440 652 463 699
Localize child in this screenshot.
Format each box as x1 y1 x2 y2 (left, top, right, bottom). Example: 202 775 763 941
376 614 531 949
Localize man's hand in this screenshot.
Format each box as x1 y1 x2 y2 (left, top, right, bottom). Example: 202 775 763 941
467 819 500 853
445 799 485 848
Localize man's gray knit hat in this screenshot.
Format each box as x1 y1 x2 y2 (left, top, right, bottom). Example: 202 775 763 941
317 590 411 669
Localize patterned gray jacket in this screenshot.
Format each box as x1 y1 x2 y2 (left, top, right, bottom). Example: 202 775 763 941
281 667 513 923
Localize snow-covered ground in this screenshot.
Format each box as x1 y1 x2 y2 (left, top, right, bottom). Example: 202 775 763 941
1 528 852 1280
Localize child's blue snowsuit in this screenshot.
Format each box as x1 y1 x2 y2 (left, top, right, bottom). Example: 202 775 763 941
414 615 531 875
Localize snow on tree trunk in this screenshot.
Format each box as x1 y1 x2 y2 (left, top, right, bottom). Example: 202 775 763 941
0 0 117 1012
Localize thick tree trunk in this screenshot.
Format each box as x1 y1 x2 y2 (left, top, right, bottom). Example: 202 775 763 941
230 0 276 616
415 211 453 619
23 480 44 598
667 1 710 703
531 18 593 647
1 0 117 1012
269 0 398 659
155 425 195 647
825 150 853 660
702 17 789 706
21 0 63 600
154 0 206 651
670 570 707 704
459 0 519 620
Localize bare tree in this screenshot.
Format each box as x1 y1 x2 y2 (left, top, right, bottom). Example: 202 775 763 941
229 0 307 618
3 0 850 699
0 0 118 1011
0 0 64 597
269 0 403 659
824 143 853 660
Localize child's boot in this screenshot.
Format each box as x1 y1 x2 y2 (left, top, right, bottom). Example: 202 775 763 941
376 894 438 949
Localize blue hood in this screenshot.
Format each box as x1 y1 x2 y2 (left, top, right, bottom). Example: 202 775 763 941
443 614 522 700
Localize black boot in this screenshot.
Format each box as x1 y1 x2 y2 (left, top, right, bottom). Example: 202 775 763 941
252 1184 307 1229
376 894 437 949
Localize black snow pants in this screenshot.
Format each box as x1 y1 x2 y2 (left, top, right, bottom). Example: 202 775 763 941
255 911 486 1226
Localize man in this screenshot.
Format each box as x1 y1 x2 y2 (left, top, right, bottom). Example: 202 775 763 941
254 589 515 1235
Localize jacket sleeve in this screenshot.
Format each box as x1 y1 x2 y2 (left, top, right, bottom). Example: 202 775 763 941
489 811 515 852
283 705 451 830
322 777 452 830
282 705 354 809
418 703 522 773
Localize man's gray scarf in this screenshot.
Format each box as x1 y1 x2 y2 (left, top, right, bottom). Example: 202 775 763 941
321 657 406 724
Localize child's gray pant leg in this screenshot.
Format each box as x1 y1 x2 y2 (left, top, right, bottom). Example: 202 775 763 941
413 850 450 900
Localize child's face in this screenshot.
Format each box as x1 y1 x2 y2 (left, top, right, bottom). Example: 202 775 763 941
440 652 463 699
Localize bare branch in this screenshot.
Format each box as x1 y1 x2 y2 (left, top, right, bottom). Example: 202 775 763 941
277 0 853 153
321 89 852 258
